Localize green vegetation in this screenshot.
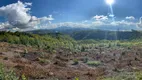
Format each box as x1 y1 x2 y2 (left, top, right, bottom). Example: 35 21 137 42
0 31 77 52
87 61 101 67
0 31 142 53
1 31 142 80
71 29 142 40
0 63 29 80
0 64 19 80
72 59 79 65
75 77 79 80
38 58 50 64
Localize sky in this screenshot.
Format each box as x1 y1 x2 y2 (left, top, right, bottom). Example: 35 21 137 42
0 0 142 31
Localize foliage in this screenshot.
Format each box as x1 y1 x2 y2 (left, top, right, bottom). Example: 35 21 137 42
87 61 101 67
75 77 79 80
21 74 27 80
0 64 19 80
1 31 142 53
38 58 50 64
136 71 142 80
0 31 77 52
72 59 79 65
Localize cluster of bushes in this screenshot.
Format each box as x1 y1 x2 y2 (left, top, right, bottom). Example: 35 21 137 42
0 31 142 53
0 63 27 80
0 31 77 51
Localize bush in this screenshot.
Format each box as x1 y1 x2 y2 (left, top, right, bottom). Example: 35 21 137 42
72 59 79 65
75 77 79 80
38 58 50 64
87 61 101 67
0 64 19 80
136 71 142 80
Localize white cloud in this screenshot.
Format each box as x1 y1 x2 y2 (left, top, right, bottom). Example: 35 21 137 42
92 15 108 21
109 14 115 18
40 15 54 21
0 1 54 30
137 17 142 28
38 19 138 31
111 20 136 26
0 1 140 31
126 16 135 20
92 21 106 26
0 22 12 29
0 1 32 27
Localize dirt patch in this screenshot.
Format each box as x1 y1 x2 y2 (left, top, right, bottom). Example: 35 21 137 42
0 42 142 80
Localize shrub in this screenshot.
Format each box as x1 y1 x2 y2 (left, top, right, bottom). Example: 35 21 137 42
136 71 142 80
24 48 28 54
38 58 50 64
0 64 19 80
21 74 27 80
75 77 79 80
87 61 101 67
72 59 79 65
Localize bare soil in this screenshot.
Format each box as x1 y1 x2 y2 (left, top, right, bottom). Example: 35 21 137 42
0 42 142 80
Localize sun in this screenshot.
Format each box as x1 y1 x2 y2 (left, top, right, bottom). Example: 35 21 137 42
106 0 115 5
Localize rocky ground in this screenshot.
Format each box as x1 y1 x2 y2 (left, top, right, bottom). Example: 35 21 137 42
0 42 142 80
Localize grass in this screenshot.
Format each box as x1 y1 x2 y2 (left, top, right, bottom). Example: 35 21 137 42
87 61 101 67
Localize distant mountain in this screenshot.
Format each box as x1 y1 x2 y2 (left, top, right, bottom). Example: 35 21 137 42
71 29 142 40
27 26 91 34
27 27 142 40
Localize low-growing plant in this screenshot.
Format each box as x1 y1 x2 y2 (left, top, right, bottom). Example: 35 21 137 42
24 48 28 54
135 71 142 80
75 77 79 80
87 61 101 67
72 59 79 65
38 58 50 64
0 63 19 80
21 74 27 80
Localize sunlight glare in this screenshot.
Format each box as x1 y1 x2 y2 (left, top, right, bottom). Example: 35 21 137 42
106 0 114 5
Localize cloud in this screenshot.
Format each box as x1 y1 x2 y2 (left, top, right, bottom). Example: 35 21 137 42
137 17 142 28
40 15 54 21
38 19 138 31
0 1 32 28
0 1 140 31
0 1 54 30
0 22 12 29
111 20 136 26
126 16 135 20
92 21 106 26
92 15 108 21
108 14 115 18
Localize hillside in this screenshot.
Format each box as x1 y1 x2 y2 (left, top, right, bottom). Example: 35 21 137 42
0 32 142 80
